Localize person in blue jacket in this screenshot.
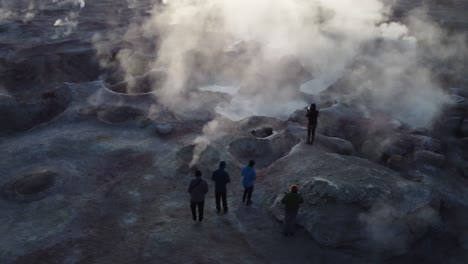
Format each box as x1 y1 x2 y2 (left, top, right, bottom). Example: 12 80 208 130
241 160 257 206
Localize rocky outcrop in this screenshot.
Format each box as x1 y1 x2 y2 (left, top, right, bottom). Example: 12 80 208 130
267 144 439 257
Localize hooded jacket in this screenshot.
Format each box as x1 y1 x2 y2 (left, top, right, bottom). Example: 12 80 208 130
188 177 209 202
306 109 319 125
212 162 231 192
281 191 304 211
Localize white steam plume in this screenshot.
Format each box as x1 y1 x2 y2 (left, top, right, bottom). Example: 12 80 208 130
359 202 439 255
52 0 86 38
102 0 467 127
189 118 225 167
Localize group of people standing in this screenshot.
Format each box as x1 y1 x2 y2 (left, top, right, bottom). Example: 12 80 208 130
187 160 304 236
187 160 257 222
187 103 317 235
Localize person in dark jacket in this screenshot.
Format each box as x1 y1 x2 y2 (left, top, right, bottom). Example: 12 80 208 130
305 103 319 145
281 185 304 236
212 161 231 214
241 160 257 206
188 170 209 222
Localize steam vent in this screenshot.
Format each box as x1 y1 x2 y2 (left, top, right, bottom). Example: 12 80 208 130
1 0 468 263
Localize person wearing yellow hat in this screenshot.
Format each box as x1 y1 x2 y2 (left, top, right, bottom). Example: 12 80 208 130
281 184 304 236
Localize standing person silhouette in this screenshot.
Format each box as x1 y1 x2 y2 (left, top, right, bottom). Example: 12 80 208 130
212 161 231 214
241 160 256 206
306 103 319 145
188 170 209 222
281 184 304 236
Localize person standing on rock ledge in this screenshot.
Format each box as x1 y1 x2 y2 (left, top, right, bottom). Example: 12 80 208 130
306 103 319 145
281 185 304 236
212 161 231 214
188 170 209 222
241 160 257 206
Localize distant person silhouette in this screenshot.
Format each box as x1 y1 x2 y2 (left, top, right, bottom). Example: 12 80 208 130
281 185 304 236
306 103 319 145
212 161 231 214
188 170 209 222
241 160 257 206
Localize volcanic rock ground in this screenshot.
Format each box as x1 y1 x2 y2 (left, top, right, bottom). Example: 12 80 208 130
1 1 468 264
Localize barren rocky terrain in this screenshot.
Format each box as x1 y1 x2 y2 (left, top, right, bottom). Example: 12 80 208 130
1 0 468 264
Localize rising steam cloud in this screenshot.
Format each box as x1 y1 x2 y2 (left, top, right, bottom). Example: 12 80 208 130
99 0 466 127
52 0 86 38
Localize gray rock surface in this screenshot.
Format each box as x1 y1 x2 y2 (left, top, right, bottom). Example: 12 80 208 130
267 144 439 256
1 1 468 263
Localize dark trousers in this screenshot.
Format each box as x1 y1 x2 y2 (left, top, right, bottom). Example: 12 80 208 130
215 191 228 212
190 200 204 221
242 186 254 204
307 123 317 144
283 209 299 234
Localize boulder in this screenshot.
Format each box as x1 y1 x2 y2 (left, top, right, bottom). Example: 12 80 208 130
267 144 438 256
